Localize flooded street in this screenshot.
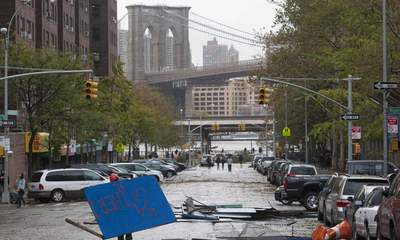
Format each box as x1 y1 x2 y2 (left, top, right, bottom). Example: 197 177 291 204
0 163 318 240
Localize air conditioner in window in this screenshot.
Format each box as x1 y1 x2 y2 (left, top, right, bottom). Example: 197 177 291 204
85 31 89 37
27 33 32 40
66 25 69 30
85 7 88 12
20 31 27 38
71 27 74 32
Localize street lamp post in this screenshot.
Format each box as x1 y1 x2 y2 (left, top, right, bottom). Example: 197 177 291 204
382 0 389 176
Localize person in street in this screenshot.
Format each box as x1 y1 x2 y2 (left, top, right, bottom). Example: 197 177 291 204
227 156 233 172
206 156 212 169
16 173 26 208
0 170 4 193
110 173 133 240
239 154 243 168
221 155 225 170
216 156 221 170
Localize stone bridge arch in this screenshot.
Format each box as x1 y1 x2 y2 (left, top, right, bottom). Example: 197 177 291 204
127 5 191 82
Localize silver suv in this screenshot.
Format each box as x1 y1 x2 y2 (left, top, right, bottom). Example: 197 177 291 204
324 175 388 226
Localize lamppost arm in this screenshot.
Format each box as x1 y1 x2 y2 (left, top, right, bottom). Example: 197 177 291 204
260 77 349 111
0 69 93 81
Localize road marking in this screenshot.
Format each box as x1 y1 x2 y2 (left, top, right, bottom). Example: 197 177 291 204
54 203 63 206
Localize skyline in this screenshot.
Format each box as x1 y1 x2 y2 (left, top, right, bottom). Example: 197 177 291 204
117 0 278 66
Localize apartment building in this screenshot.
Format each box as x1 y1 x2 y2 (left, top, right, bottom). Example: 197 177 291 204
0 0 116 76
187 77 264 117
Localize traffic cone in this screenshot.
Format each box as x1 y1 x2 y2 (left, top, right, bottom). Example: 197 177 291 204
324 219 351 240
312 223 328 240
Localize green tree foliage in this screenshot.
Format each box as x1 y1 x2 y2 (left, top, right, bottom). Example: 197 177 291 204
0 41 179 171
261 0 400 167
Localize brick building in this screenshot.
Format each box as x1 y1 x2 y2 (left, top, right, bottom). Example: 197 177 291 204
89 0 118 76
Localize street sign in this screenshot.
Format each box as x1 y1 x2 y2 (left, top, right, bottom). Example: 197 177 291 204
115 143 125 153
282 127 291 137
0 120 16 128
374 81 398 90
352 126 362 140
389 107 400 114
341 114 360 121
388 116 398 134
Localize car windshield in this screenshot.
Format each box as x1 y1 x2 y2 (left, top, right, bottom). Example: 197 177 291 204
343 179 388 195
111 166 129 173
290 166 316 175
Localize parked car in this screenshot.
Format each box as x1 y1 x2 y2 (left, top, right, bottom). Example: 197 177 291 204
71 163 135 179
143 162 177 178
352 186 386 240
376 173 400 240
200 154 214 167
346 185 388 234
267 159 284 181
252 154 265 168
28 168 108 202
317 174 339 221
270 160 289 185
346 160 398 177
275 164 330 210
260 156 275 175
275 162 293 186
163 158 186 171
110 163 164 182
324 175 388 226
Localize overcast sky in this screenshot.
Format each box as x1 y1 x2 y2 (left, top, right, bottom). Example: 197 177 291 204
117 0 278 66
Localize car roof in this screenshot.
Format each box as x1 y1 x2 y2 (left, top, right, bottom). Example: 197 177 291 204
289 164 315 168
340 175 387 180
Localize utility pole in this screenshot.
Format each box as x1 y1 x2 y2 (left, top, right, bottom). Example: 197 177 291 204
272 108 276 158
284 88 288 160
1 28 9 203
304 80 309 164
382 0 388 176
347 76 353 163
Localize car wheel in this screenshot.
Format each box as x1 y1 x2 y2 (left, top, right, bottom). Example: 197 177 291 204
281 199 293 205
303 192 318 211
166 171 173 178
51 189 65 202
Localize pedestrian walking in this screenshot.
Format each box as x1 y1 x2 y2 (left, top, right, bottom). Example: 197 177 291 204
227 156 233 172
110 173 133 240
216 156 221 170
221 156 225 170
206 156 212 169
16 173 26 208
239 154 243 168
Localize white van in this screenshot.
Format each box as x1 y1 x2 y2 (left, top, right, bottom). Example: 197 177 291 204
28 168 109 202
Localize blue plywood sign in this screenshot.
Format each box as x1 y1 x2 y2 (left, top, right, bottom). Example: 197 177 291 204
84 176 176 239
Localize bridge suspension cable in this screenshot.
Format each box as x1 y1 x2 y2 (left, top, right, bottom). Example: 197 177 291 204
162 8 258 43
144 10 264 48
190 12 256 37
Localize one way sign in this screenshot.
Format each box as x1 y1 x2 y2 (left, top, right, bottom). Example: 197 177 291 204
341 114 360 121
374 81 398 90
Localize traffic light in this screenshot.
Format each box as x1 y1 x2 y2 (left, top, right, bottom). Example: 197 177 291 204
211 123 220 132
85 79 98 100
258 87 272 105
238 123 246 131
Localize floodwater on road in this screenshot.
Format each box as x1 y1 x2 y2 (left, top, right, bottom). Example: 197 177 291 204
0 163 318 240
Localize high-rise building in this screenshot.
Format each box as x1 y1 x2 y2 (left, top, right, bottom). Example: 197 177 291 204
187 77 265 117
0 0 36 48
118 29 129 75
74 0 90 59
202 38 240 66
35 0 58 49
228 45 239 64
89 0 118 76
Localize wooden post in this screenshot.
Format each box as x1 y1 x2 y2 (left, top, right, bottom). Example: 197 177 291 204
65 218 104 239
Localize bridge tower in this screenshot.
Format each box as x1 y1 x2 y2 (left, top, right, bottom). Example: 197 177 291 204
126 5 192 82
